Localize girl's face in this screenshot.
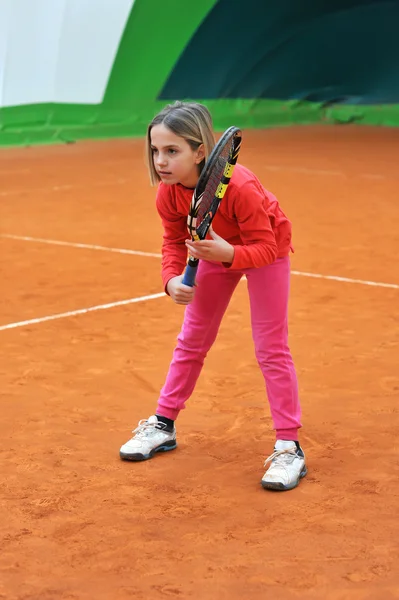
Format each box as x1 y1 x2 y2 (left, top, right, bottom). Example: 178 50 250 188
150 124 205 188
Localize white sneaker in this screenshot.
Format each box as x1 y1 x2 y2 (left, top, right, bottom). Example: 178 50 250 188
119 415 177 461
261 440 307 491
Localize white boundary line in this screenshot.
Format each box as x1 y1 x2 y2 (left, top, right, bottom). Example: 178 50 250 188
291 270 398 290
0 167 394 198
0 233 397 332
0 178 129 198
0 168 31 176
0 234 162 258
1 233 398 290
263 166 388 180
0 293 166 331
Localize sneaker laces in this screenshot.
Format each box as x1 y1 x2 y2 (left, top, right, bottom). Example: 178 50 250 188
132 419 167 439
264 447 298 471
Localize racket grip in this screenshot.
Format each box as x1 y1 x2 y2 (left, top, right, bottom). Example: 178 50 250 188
182 263 198 287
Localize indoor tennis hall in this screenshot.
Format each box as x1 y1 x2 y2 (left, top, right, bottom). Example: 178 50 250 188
1 125 398 599
1 0 399 598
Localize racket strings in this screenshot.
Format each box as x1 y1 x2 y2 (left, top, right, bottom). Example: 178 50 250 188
196 147 231 223
187 129 241 240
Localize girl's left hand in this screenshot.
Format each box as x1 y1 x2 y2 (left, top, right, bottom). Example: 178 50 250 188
185 227 234 264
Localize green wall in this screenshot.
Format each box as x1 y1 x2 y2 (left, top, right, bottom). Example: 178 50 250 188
1 0 398 147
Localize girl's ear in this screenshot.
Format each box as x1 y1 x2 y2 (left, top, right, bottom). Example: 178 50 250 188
195 144 205 164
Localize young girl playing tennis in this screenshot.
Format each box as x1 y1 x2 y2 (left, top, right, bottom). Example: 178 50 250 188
120 101 307 491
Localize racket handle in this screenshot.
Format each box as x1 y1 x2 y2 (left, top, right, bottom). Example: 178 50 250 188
182 262 198 287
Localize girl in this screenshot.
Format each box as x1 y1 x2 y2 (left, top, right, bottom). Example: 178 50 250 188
120 101 307 491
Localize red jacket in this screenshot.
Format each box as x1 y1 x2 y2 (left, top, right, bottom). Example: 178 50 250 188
156 163 293 290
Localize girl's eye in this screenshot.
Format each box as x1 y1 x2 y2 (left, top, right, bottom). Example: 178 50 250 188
151 148 158 154
168 149 177 155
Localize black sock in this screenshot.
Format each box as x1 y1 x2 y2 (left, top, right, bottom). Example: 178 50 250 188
295 441 305 456
156 414 175 432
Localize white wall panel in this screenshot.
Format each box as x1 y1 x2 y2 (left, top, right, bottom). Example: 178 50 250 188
0 0 134 107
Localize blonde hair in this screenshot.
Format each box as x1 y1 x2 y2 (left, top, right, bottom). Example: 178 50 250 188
146 101 215 186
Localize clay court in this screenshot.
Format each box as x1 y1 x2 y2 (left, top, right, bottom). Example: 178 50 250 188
1 126 398 599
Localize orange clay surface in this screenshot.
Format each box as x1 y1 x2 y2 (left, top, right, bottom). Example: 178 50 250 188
0 126 398 600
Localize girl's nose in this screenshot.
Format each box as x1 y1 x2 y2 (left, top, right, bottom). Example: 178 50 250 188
156 153 167 166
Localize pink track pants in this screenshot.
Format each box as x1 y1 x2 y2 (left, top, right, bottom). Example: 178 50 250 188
156 256 302 440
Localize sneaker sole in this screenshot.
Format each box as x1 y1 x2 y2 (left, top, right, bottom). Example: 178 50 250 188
120 441 177 461
261 465 308 491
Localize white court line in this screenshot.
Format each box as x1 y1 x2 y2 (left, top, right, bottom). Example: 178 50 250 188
0 169 31 176
265 165 345 177
0 234 398 332
1 233 398 290
0 178 129 198
0 293 166 331
291 270 398 290
264 165 388 180
0 234 162 258
0 167 394 198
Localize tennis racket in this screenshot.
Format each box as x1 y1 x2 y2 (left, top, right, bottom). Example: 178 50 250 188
182 126 242 287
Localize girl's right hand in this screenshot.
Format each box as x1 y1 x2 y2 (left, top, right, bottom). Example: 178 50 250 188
166 275 196 305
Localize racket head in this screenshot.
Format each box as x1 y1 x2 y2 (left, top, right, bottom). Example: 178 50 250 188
187 126 242 241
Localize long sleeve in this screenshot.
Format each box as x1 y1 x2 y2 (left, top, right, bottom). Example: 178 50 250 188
156 186 188 290
227 180 280 270
154 167 292 286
